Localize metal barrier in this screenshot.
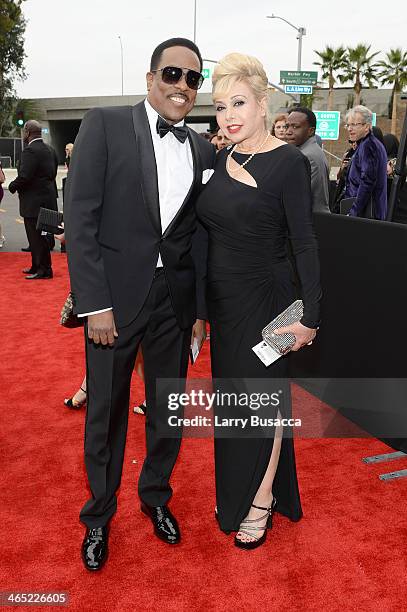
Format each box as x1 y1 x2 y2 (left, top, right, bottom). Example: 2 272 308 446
362 451 407 481
323 148 342 162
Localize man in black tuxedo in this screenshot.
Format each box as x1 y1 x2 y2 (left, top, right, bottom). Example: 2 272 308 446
9 120 58 279
65 38 215 570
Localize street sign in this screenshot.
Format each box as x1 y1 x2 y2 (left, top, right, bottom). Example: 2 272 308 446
280 70 318 85
314 110 341 140
202 68 211 79
284 84 313 95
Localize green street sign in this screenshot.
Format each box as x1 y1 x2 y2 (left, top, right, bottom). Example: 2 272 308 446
280 70 318 85
314 110 341 140
202 68 211 79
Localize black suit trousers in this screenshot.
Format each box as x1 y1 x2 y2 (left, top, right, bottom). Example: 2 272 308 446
80 270 191 528
23 217 52 274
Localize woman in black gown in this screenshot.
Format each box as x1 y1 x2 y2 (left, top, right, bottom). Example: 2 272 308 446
196 53 321 549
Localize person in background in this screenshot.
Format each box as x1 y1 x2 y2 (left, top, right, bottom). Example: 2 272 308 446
133 349 147 415
56 223 148 414
62 142 74 201
8 120 58 279
372 126 384 144
344 105 388 220
65 376 87 409
383 133 407 224
383 133 400 178
61 143 74 253
200 132 213 142
285 107 330 213
0 161 5 247
332 139 358 213
271 113 288 141
65 143 74 168
64 349 147 413
211 128 231 151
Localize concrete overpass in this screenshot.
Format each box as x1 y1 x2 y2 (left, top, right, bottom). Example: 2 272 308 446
32 93 217 162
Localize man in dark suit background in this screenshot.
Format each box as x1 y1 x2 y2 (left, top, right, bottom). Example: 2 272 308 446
9 120 58 279
65 38 216 570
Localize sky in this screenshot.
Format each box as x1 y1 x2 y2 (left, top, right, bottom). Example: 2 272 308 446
16 0 406 100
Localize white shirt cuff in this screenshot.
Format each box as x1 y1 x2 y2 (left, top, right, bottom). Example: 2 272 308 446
77 307 112 317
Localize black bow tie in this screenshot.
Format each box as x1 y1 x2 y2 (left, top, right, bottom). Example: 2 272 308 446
156 116 188 144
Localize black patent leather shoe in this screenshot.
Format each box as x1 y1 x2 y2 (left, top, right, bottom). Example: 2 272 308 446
22 268 37 274
140 502 180 544
81 526 109 571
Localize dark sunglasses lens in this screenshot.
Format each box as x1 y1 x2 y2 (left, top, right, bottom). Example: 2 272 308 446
186 70 203 90
161 66 183 84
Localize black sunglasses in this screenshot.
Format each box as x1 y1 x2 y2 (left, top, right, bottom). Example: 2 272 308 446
152 66 204 91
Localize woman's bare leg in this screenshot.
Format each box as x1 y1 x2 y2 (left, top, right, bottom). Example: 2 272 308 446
236 418 283 543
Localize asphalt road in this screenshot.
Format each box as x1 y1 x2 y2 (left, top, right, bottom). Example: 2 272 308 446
0 190 63 252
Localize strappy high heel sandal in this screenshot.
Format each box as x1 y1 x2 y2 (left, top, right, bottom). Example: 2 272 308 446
234 498 277 550
64 387 87 410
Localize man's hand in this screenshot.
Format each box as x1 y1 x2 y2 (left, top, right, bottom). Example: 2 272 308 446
191 319 207 350
87 311 118 346
274 322 316 353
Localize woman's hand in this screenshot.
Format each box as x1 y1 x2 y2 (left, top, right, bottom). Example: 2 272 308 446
273 321 317 352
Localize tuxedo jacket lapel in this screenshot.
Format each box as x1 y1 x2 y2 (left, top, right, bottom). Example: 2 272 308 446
132 103 161 234
162 128 202 239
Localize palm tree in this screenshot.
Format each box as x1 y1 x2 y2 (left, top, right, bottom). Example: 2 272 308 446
340 44 379 105
313 46 347 110
376 48 407 135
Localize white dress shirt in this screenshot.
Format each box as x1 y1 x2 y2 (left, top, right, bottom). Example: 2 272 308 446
79 99 194 317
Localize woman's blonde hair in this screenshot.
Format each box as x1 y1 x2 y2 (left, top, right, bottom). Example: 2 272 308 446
212 53 270 126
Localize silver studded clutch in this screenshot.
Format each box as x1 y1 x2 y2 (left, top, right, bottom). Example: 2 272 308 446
262 300 304 355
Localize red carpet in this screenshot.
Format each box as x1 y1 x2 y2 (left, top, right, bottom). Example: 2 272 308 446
1 253 406 611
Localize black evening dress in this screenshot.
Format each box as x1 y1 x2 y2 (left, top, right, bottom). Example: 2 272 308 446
196 144 321 532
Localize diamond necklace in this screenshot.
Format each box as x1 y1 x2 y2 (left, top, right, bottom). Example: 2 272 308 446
226 132 270 174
